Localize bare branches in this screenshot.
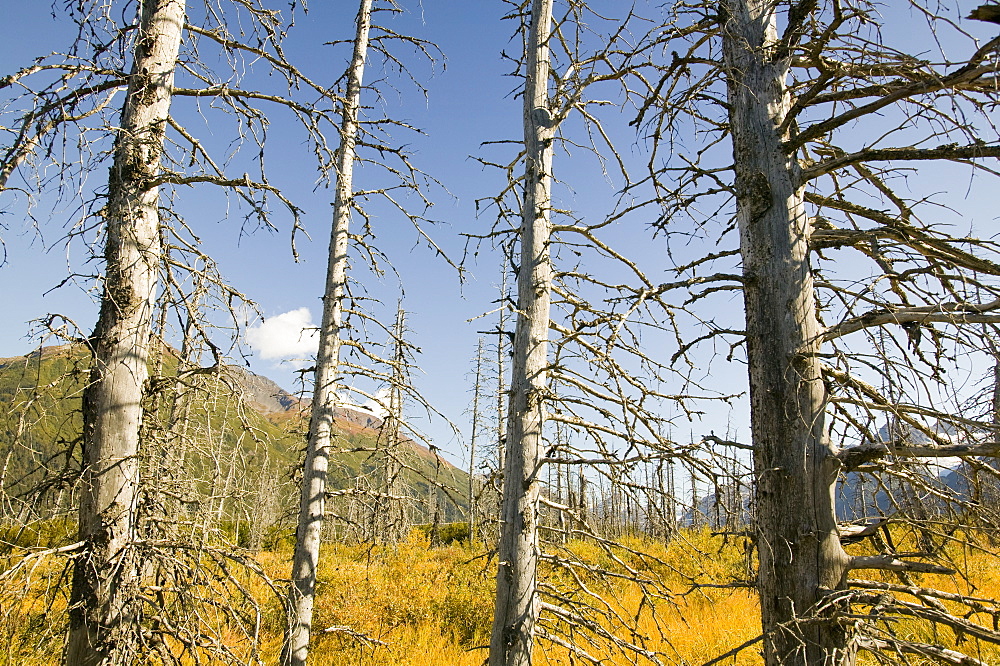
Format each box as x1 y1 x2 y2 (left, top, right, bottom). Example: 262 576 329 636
0 540 83 584
840 440 1000 471
833 590 1000 646
803 142 1000 181
824 299 1000 341
626 2 1000 664
847 554 954 575
787 35 1000 151
859 638 991 666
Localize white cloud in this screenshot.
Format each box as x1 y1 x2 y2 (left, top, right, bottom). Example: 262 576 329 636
327 388 390 418
247 308 319 362
360 387 391 419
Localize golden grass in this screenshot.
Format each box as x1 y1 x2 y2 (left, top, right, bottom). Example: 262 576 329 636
3 527 1000 665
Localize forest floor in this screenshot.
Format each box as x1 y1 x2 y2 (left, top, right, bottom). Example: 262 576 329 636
3 526 999 665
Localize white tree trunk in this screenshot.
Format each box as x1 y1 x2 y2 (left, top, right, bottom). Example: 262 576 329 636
488 0 555 663
66 2 185 664
468 338 485 543
721 2 852 665
282 1 371 664
378 305 406 544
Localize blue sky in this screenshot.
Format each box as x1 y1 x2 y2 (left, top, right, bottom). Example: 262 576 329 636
0 1 679 465
3 1 999 470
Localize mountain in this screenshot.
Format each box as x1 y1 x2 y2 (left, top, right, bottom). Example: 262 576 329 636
0 345 468 536
681 421 978 528
224 365 301 414
218 364 454 476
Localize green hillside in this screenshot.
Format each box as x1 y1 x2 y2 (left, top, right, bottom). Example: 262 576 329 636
0 344 468 546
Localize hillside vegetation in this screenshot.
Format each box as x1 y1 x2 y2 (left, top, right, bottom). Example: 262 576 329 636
3 526 999 665
0 344 469 546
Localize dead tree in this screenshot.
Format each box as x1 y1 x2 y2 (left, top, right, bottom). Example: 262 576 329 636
0 1 356 663
283 0 450 661
634 2 1000 664
458 0 757 660
466 337 487 544
281 1 372 662
371 304 410 544
487 0 556 662
67 2 186 661
467 1 727 662
473 262 513 542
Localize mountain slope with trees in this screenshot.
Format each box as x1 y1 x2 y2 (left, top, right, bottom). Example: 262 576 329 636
0 344 468 539
4 1 1000 665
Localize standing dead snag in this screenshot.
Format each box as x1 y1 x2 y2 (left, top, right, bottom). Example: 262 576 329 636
721 2 849 662
1 1 355 662
371 303 410 544
466 337 487 544
68 1 186 663
283 1 371 664
283 0 449 660
466 2 724 662
636 1 1000 664
489 0 555 663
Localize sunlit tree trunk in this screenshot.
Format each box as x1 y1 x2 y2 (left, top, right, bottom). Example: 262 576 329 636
468 337 486 544
488 0 555 663
721 2 852 664
377 305 407 544
282 1 371 664
66 1 185 664
496 262 511 476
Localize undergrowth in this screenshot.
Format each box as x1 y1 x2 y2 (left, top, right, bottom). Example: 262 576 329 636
2 526 999 664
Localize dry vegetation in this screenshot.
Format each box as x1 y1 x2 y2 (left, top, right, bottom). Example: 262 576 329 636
3 524 999 665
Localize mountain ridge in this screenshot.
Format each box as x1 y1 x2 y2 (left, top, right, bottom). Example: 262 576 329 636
0 345 448 464
0 344 468 527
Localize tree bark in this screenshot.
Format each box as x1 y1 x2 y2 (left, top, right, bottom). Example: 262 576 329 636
66 2 185 664
468 337 485 544
282 1 371 664
488 0 555 663
721 2 852 664
377 305 406 544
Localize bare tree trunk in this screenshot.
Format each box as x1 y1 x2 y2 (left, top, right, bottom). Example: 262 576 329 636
379 305 407 544
690 469 700 529
554 416 566 545
496 263 511 474
66 2 184 664
666 461 676 540
283 2 371 664
488 0 554 663
721 2 851 664
428 484 441 545
468 338 485 544
556 459 566 544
